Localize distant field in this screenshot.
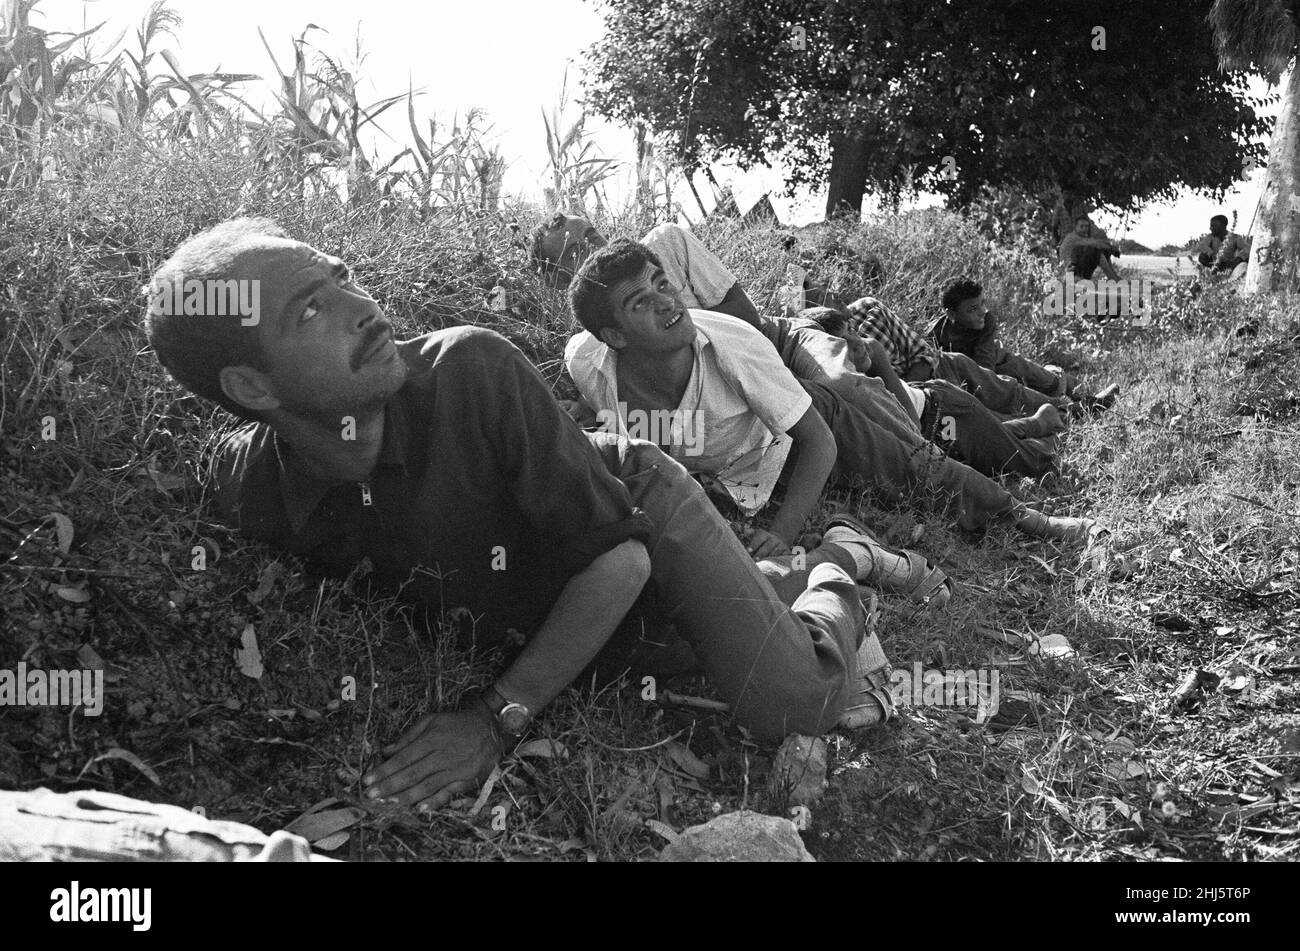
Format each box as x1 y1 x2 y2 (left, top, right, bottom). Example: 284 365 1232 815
1121 253 1191 284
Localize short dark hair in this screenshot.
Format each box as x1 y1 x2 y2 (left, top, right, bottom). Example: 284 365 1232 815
942 278 982 311
569 238 665 341
144 217 288 421
802 306 848 336
529 212 568 278
1075 214 1093 224
1211 214 1229 226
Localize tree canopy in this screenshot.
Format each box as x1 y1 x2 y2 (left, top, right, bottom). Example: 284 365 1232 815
584 0 1274 217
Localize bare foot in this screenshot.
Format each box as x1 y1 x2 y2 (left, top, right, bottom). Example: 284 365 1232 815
1033 403 1068 435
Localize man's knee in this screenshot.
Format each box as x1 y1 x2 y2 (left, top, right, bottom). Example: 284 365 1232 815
743 683 846 742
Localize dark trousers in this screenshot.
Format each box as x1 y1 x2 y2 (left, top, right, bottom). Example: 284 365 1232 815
917 379 1056 478
993 348 1065 397
799 381 1018 531
588 435 864 742
908 351 1056 416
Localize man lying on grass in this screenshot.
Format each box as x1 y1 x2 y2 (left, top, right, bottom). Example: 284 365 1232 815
532 212 765 327
930 278 1119 407
534 215 1093 427
801 308 1062 478
845 294 1076 418
143 219 912 813
538 214 1058 474
564 240 1101 566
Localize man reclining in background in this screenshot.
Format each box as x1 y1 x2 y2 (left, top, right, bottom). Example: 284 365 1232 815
565 241 1102 567
847 294 1067 418
930 278 1119 408
531 212 765 328
803 308 1061 479
145 220 913 817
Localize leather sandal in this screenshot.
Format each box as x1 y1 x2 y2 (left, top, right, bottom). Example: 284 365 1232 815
823 513 954 609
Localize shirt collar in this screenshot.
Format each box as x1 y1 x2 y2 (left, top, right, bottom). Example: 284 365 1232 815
275 394 411 535
581 315 710 400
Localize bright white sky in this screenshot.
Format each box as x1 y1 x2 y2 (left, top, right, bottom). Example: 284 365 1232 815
40 0 1283 247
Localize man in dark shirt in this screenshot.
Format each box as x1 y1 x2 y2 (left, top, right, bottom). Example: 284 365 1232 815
931 279 1120 408
932 279 1066 397
145 219 892 813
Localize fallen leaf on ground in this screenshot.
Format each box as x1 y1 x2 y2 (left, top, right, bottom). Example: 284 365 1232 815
78 748 161 786
645 819 679 842
665 740 712 780
235 624 263 679
47 513 73 554
1028 633 1076 658
1219 664 1253 692
247 561 284 606
515 739 568 759
285 806 364 842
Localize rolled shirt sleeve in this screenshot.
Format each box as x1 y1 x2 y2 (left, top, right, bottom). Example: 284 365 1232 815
641 224 738 310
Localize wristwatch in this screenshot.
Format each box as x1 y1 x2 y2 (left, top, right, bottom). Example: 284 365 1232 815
479 684 532 738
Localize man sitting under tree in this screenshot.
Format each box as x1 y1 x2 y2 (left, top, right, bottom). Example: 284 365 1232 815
144 219 922 815
1195 213 1251 279
1058 215 1121 281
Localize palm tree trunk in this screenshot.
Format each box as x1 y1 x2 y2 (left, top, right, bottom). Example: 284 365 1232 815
1246 66 1300 294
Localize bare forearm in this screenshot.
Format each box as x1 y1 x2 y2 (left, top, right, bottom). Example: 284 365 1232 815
768 433 836 542
495 540 650 712
711 283 764 330
868 341 920 425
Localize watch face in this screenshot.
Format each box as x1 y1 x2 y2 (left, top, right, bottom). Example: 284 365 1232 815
498 703 531 735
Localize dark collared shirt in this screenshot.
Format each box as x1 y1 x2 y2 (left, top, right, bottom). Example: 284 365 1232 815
930 311 1000 368
208 327 652 642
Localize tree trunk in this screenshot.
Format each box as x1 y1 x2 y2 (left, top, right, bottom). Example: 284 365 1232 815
825 132 869 220
1246 66 1300 295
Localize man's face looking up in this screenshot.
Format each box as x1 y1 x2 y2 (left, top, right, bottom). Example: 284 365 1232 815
600 262 694 355
538 215 608 288
218 239 408 422
951 294 987 330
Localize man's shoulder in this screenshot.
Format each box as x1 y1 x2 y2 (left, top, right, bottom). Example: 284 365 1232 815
641 222 690 248
694 310 796 383
692 309 768 345
564 329 607 366
399 325 521 370
206 420 278 527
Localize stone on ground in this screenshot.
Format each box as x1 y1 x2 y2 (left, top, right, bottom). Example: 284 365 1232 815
658 810 815 862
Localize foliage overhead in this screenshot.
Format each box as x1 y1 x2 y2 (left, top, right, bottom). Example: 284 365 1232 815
583 0 1275 211
1209 0 1299 81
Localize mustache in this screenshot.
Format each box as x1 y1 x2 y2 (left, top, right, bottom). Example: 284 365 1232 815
352 322 392 370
